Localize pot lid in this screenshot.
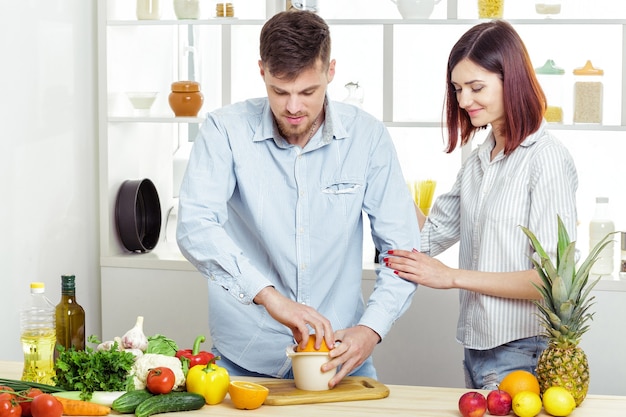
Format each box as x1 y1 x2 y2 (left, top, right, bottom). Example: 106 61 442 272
171 81 201 92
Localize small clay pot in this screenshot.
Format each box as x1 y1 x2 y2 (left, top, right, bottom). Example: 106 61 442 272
169 81 203 117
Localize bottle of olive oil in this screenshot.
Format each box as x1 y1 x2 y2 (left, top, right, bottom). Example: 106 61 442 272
21 282 56 384
55 275 85 357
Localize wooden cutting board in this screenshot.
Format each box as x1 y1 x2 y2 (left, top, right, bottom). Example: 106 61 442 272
262 376 390 406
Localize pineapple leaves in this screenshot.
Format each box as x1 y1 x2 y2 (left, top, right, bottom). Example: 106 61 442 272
519 215 614 344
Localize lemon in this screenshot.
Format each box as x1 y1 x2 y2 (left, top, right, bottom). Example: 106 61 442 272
542 386 576 416
512 391 542 417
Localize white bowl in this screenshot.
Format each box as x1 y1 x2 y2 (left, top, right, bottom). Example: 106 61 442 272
126 92 158 110
286 345 337 391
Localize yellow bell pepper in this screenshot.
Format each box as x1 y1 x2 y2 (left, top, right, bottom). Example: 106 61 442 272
185 357 230 405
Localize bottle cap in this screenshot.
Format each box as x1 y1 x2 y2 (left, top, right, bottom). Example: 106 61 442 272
30 282 45 293
61 275 76 291
596 197 608 203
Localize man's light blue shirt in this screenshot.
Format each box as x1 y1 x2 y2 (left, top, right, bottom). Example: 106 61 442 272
177 97 419 377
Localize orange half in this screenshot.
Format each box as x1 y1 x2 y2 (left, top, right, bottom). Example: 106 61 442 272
297 336 331 352
228 381 269 410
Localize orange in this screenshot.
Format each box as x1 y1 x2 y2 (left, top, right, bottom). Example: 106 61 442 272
228 381 269 410
499 370 541 400
297 335 331 352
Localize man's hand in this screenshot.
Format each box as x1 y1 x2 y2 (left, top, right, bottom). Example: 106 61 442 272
254 286 335 350
324 325 380 388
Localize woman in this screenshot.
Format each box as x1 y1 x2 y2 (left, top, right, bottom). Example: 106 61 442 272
385 20 578 390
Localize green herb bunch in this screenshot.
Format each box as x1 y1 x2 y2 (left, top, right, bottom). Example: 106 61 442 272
54 335 135 400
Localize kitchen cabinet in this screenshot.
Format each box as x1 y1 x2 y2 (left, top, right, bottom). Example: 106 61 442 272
98 0 626 393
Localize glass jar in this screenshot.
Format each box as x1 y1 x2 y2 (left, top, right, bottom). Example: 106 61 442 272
478 0 503 19
136 0 161 20
215 2 235 17
573 60 604 124
291 0 318 12
535 59 565 124
174 0 200 19
169 81 203 117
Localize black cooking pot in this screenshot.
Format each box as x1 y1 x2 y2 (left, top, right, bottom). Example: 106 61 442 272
115 178 162 252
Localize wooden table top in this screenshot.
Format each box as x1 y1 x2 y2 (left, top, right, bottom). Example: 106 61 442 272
3 360 625 416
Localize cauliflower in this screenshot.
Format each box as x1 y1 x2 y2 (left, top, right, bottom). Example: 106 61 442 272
131 353 185 390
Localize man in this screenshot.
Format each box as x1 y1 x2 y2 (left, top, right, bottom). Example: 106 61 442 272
177 10 419 388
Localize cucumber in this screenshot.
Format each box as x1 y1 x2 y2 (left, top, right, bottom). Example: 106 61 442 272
134 392 205 417
111 389 154 413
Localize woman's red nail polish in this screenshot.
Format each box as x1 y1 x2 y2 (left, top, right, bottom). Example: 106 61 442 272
383 257 389 262
388 250 394 254
393 270 399 275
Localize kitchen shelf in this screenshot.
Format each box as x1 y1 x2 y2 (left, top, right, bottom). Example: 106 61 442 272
107 18 626 25
99 0 626 275
108 117 626 131
109 116 204 123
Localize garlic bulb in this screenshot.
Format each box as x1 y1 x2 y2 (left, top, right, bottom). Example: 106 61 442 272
122 316 149 352
97 336 124 352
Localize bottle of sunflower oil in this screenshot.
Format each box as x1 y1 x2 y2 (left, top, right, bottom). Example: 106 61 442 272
20 282 57 384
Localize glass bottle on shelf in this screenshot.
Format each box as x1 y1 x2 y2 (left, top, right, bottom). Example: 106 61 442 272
55 275 86 358
589 197 614 277
343 82 364 108
21 282 56 384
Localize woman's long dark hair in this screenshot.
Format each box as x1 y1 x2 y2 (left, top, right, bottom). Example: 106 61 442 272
444 20 546 155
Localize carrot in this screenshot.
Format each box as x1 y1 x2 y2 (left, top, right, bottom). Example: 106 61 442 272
55 396 111 416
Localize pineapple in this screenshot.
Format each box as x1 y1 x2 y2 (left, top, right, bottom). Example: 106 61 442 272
520 216 614 407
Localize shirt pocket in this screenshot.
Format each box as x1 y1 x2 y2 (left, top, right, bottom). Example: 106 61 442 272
321 179 364 195
319 178 365 217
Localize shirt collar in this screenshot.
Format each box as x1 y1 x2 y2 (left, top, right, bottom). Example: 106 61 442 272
478 120 548 161
252 95 349 146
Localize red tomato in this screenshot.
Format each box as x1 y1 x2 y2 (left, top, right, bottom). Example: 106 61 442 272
146 367 176 394
30 394 63 417
0 399 21 417
18 388 44 417
0 386 15 402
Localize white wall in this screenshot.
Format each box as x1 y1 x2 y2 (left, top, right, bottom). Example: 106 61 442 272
0 1 100 361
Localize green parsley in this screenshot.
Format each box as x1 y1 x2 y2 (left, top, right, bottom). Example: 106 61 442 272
54 335 135 401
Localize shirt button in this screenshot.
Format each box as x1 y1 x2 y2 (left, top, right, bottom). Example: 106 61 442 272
239 293 244 299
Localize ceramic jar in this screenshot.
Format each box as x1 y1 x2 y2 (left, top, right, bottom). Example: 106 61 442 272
174 0 200 19
136 0 161 20
169 81 203 117
390 0 441 19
